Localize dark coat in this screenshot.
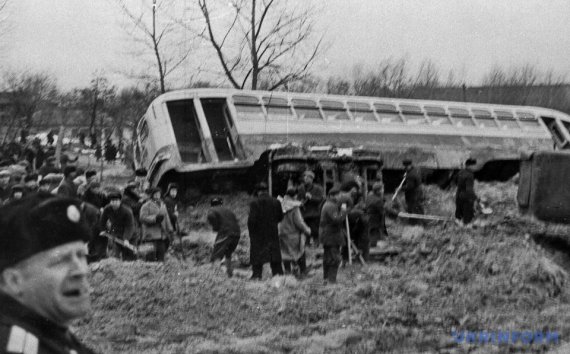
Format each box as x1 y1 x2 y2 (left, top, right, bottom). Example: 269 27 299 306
365 193 388 237
164 195 181 228
0 293 97 354
402 166 424 214
456 169 477 202
101 204 136 241
247 193 283 265
297 182 324 220
56 178 77 198
319 198 347 246
208 206 241 237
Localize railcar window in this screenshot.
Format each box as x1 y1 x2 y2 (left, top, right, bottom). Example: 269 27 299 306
232 95 265 120
517 111 542 129
348 102 376 122
400 104 427 125
495 110 521 130
472 109 499 128
262 96 294 120
374 103 404 124
424 105 452 126
292 99 322 120
449 107 476 127
320 100 350 121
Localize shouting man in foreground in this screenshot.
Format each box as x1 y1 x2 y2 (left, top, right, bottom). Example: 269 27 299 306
0 192 97 353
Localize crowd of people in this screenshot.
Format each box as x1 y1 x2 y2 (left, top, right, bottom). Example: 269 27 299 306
0 156 480 352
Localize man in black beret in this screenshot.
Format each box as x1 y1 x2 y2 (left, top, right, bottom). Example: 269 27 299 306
247 182 284 279
0 193 97 353
455 158 478 226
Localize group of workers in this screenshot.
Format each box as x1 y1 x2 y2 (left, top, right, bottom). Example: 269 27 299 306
0 156 481 353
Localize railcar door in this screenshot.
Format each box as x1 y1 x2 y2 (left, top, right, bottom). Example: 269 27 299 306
200 98 239 162
166 100 208 163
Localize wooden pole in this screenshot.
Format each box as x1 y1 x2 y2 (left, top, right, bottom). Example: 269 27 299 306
345 216 352 265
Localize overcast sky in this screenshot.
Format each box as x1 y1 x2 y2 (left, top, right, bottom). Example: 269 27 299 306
3 0 570 90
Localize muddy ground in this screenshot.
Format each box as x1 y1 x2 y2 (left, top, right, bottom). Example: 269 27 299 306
73 167 570 353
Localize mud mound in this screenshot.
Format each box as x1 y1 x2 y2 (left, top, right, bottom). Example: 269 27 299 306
75 181 570 353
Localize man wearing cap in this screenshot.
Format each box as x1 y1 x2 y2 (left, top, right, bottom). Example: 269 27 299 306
57 166 78 199
455 158 478 226
247 182 284 280
101 191 137 260
366 181 388 247
208 198 241 278
319 186 347 284
297 170 324 247
401 159 424 217
23 174 39 195
0 193 97 354
140 187 173 262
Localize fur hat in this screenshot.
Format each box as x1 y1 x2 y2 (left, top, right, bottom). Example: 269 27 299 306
0 193 91 270
302 170 315 179
85 170 97 179
166 183 179 194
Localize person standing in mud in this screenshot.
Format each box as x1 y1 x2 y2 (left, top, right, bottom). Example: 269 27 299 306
140 187 173 262
339 180 370 262
366 181 388 247
401 159 424 216
455 158 478 226
247 182 284 280
319 186 347 284
278 187 311 277
208 198 241 278
297 170 324 247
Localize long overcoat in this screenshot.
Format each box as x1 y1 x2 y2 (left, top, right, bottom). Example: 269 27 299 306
247 193 284 265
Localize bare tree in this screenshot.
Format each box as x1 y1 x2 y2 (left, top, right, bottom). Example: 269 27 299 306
198 0 323 91
2 70 58 142
114 0 194 93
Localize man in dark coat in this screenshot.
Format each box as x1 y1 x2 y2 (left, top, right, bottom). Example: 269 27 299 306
247 182 284 280
455 158 478 226
81 201 104 263
319 186 348 284
297 170 324 247
100 191 137 260
339 180 370 262
366 181 388 247
0 193 98 354
401 159 424 217
208 198 241 277
57 166 78 198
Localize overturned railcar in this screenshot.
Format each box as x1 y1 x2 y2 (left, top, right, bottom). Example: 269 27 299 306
133 88 570 195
